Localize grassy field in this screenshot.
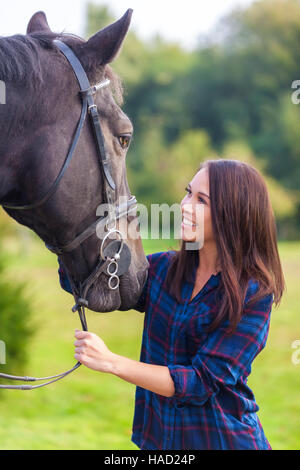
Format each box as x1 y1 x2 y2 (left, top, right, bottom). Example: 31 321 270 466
0 234 299 450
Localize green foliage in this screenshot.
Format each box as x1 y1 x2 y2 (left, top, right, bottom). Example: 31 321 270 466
85 0 300 237
160 130 217 204
180 0 300 232
222 140 297 218
85 2 115 36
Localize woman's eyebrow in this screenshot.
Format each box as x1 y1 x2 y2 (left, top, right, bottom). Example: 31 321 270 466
187 183 210 199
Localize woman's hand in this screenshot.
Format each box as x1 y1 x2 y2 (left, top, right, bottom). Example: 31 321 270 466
74 330 175 397
74 330 115 373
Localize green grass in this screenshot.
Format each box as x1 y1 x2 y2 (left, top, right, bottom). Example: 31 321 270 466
0 234 299 449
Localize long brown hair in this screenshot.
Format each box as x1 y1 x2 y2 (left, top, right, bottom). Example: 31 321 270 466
165 159 285 333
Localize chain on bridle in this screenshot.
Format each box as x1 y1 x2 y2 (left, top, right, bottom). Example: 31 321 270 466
0 40 137 389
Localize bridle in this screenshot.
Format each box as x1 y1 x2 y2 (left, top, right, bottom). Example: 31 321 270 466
0 39 138 389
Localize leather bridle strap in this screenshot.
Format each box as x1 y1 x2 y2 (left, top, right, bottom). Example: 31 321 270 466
54 39 116 194
2 39 114 211
0 40 116 390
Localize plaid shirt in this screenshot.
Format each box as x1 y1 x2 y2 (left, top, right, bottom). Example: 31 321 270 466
58 251 273 450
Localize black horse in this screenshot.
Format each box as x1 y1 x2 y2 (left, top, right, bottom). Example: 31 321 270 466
0 10 148 313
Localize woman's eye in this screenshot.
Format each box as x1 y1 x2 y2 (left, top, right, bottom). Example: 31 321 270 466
184 187 205 204
118 135 132 149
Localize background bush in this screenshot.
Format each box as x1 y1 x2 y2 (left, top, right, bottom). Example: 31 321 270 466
0 241 34 380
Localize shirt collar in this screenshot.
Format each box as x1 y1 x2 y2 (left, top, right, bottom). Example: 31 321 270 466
181 266 221 303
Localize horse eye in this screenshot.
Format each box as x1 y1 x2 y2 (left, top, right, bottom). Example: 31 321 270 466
118 135 131 149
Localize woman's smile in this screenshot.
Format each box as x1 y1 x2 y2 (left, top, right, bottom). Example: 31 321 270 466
181 215 198 228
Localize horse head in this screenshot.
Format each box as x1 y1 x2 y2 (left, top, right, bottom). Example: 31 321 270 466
0 10 148 312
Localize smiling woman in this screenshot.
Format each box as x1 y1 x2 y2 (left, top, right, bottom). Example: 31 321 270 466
166 159 285 332
59 157 285 450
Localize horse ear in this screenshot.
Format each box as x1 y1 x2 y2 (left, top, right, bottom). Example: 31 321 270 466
83 9 133 66
27 11 52 34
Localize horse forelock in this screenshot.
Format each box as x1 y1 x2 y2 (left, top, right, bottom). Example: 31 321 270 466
0 32 62 87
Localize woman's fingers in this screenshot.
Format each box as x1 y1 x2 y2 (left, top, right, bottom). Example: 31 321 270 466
74 339 86 347
74 331 95 346
73 329 113 372
75 329 90 339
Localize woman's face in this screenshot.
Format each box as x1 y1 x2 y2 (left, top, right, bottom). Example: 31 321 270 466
180 167 214 244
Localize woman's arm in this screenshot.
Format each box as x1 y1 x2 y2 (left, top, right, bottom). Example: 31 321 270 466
74 330 175 398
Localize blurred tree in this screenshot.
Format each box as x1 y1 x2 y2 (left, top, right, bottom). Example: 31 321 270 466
162 130 217 204
183 0 300 233
128 127 216 205
84 0 300 237
0 245 34 384
222 139 297 220
0 209 34 382
85 3 115 36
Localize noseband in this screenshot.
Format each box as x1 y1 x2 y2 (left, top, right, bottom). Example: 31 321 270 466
0 40 137 389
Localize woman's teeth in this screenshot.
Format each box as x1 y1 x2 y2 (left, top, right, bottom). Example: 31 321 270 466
182 217 197 227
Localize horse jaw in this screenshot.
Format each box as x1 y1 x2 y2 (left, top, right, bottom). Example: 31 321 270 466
86 269 148 312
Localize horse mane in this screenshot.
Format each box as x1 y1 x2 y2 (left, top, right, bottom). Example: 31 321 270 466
0 31 62 87
0 31 123 104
